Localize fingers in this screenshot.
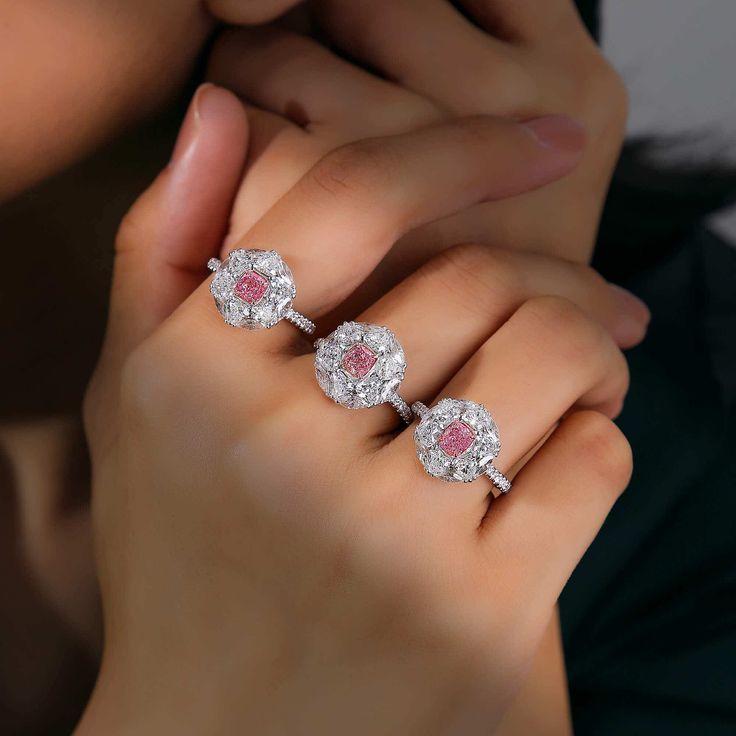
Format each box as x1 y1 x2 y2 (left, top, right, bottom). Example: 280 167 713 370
384 295 628 515
104 84 247 363
224 104 314 241
358 244 647 412
315 0 531 116
209 26 440 135
457 0 584 43
211 115 584 346
478 411 631 622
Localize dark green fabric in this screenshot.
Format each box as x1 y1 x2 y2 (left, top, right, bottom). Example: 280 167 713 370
560 229 736 734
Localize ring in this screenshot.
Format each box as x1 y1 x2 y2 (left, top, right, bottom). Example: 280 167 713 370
314 321 412 423
208 249 315 334
412 399 511 493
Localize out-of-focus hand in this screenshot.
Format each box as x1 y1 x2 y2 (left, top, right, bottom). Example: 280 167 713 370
207 0 627 319
77 86 642 734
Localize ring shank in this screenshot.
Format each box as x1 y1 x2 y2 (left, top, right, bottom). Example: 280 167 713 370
484 464 512 494
389 393 412 424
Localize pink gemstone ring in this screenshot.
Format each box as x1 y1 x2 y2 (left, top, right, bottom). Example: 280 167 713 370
314 322 411 423
208 249 315 334
412 399 511 493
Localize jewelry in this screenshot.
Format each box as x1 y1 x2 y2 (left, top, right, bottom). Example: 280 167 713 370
314 322 412 423
412 399 511 493
208 249 315 334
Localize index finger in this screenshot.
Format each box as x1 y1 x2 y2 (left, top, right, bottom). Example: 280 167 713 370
181 115 585 354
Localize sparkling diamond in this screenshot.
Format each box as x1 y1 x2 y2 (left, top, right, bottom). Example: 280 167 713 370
315 322 406 409
414 399 501 483
234 270 269 304
342 344 377 379
438 420 476 458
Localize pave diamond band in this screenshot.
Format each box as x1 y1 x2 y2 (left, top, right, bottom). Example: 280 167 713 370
208 250 314 334
315 321 411 423
412 399 511 493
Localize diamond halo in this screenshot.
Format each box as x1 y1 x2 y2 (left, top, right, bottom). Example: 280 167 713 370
413 398 505 486
209 249 314 333
314 321 411 421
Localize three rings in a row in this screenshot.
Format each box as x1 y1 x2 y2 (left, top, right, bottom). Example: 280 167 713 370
209 249 511 494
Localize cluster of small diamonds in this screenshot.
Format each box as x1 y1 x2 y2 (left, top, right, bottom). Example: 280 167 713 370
315 322 406 409
414 399 501 482
283 309 316 335
210 249 296 329
485 465 512 494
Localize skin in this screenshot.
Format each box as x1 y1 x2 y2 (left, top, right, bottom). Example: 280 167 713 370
0 0 214 203
0 1 635 730
206 0 628 308
203 6 630 726
76 85 644 734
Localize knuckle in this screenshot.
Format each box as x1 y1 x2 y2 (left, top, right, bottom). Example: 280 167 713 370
570 411 633 490
306 139 394 201
520 295 605 358
426 244 521 313
577 52 630 134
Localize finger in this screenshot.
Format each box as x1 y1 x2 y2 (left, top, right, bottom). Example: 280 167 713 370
205 0 303 24
386 295 629 515
358 243 648 411
458 0 584 43
224 104 316 242
208 26 440 134
209 115 585 351
315 0 530 117
105 84 247 363
478 411 631 627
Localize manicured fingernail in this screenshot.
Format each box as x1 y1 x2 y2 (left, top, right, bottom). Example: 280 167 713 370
170 83 236 166
609 283 651 347
521 115 586 153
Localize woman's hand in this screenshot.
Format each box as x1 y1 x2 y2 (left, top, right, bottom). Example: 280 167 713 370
78 87 643 734
206 0 627 319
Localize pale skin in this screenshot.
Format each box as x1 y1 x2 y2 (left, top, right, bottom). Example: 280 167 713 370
201 2 631 729
1 0 636 731
76 82 644 734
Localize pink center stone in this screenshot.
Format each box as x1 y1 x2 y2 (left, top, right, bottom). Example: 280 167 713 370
438 421 475 458
234 270 269 304
341 344 377 379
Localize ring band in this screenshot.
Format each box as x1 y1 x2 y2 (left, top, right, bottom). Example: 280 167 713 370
208 250 315 334
412 399 511 493
315 321 411 423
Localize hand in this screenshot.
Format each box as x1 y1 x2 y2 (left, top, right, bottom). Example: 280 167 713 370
206 0 627 318
78 87 642 734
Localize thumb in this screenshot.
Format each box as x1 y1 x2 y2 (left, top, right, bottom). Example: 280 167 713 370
105 83 248 364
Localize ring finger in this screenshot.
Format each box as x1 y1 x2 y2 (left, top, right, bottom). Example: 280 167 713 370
383 293 629 516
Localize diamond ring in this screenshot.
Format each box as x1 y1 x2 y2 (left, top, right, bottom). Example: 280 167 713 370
208 249 315 334
412 399 511 493
314 322 412 423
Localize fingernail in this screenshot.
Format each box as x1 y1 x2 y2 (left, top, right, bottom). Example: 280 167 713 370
521 115 586 153
170 83 235 166
609 283 651 347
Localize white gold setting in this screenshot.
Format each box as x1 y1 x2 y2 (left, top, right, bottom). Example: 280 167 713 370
208 250 315 334
315 321 411 423
412 399 511 492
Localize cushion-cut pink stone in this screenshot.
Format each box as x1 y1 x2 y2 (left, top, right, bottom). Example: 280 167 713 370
438 421 475 458
342 343 377 379
234 270 269 304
